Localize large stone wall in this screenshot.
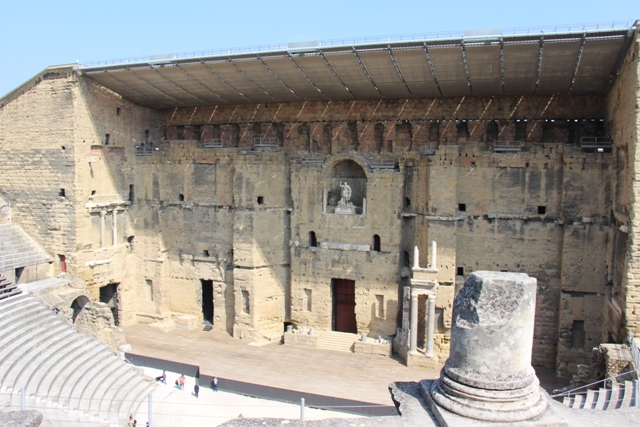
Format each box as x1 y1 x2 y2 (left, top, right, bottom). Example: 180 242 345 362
3 65 639 374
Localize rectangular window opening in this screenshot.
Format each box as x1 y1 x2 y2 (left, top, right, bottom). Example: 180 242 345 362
59 188 66 197
538 205 547 215
116 107 121 116
458 203 466 212
105 134 110 145
457 267 464 276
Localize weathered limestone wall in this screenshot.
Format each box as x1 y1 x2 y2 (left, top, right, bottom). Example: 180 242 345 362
0 69 78 269
2 69 628 372
606 34 640 340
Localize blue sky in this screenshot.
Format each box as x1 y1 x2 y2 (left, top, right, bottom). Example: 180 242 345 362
0 0 638 98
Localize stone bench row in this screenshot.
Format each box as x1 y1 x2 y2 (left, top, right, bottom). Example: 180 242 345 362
0 294 156 425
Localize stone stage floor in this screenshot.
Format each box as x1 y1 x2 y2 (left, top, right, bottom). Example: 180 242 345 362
123 324 568 407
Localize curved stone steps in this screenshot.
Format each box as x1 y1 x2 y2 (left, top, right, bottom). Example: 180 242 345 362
3 392 109 427
110 376 153 423
22 328 81 396
92 367 141 420
62 350 115 409
0 299 45 328
32 335 88 398
120 380 156 423
0 305 53 343
77 362 129 414
46 343 104 402
0 293 31 315
7 326 80 393
0 320 69 371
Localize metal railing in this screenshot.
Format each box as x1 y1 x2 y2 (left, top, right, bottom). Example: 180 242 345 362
254 137 280 147
135 145 158 156
493 140 523 153
580 136 612 149
203 138 228 148
301 154 326 164
80 21 635 69
0 251 50 272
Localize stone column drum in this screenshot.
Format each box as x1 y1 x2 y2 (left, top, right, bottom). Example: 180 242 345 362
429 271 547 422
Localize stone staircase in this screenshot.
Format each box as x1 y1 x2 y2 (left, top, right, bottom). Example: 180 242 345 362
317 331 358 353
0 224 52 272
562 379 639 410
0 293 157 426
0 273 21 301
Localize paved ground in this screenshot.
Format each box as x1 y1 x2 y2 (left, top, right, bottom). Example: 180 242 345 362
123 324 441 405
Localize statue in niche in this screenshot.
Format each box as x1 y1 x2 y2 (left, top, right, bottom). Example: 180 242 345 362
339 181 352 204
335 181 355 215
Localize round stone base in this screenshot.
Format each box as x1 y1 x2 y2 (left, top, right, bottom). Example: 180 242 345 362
430 374 548 422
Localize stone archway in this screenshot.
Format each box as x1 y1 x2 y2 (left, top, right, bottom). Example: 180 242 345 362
71 295 92 328
324 158 367 215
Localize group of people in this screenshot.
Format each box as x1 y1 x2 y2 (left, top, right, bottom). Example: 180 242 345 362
156 369 219 398
127 414 149 427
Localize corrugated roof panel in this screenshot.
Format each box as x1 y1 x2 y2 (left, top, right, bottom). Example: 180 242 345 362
465 44 502 96
155 66 225 104
391 48 441 97
324 53 382 98
261 57 327 100
177 64 246 103
503 43 539 95
206 62 275 103
537 40 581 93
357 50 411 98
290 56 352 99
571 37 625 93
233 60 300 102
131 68 206 105
428 47 471 96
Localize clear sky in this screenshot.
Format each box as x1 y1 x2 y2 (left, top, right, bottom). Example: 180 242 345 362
0 0 638 98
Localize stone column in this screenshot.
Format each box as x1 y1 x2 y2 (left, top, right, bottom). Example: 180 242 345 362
426 293 436 357
112 210 117 246
409 291 418 354
100 211 106 248
322 188 327 214
426 271 547 422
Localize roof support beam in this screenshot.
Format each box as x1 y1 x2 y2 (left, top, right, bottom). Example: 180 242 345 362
318 52 356 99
126 69 187 106
287 53 330 100
460 43 474 94
228 58 280 102
176 65 230 104
422 43 443 97
387 47 413 97
200 61 254 103
568 33 587 93
352 48 383 96
534 37 544 94
604 28 636 93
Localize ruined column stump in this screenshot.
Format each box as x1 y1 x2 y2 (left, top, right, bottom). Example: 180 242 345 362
421 271 565 425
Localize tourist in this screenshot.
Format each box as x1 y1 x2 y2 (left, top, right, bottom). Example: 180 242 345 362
194 383 200 398
179 374 185 390
128 414 133 426
155 370 166 384
212 376 218 391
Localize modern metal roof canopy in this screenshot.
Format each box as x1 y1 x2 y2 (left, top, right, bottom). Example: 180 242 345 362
81 24 637 109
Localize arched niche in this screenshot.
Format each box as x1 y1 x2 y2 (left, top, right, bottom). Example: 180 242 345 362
324 159 367 215
71 295 91 324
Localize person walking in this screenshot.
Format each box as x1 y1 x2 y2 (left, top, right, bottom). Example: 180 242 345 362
194 383 200 398
212 376 218 392
179 374 185 390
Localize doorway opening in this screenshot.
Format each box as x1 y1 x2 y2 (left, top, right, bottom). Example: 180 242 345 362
99 282 120 326
332 278 357 333
201 279 214 324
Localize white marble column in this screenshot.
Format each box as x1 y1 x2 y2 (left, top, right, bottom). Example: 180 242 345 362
413 245 420 269
431 240 437 269
409 291 418 354
100 211 106 248
426 293 436 357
